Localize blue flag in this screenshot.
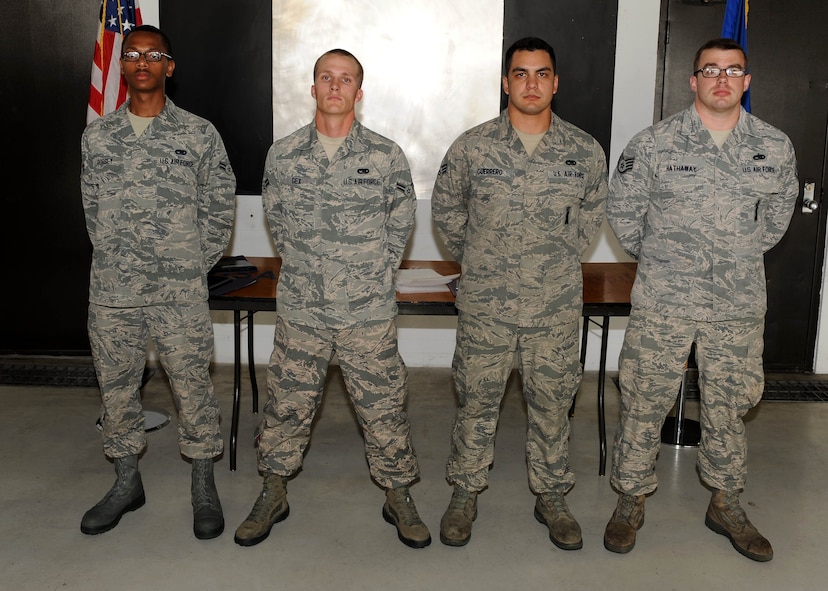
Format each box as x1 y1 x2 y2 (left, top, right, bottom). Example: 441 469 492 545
721 0 750 112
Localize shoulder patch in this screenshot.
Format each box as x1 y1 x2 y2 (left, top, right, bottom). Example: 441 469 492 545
396 181 413 196
617 154 634 174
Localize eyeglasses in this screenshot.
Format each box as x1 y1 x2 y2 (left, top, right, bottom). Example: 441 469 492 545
121 50 173 62
694 66 747 78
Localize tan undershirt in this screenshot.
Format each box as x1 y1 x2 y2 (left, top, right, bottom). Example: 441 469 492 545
708 128 733 149
515 128 546 156
128 110 154 137
317 130 346 160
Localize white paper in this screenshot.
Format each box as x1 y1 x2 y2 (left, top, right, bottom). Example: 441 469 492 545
395 269 460 293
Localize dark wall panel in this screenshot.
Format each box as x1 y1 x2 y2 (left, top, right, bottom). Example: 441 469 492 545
161 0 272 195
503 1 618 158
1 0 100 354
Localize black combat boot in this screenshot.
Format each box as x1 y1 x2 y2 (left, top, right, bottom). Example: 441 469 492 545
81 455 145 535
191 457 224 539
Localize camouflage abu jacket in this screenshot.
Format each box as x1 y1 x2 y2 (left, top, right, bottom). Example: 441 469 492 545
262 120 416 330
431 110 608 327
81 99 236 307
607 105 799 321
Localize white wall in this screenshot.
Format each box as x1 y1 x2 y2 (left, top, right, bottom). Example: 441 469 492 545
140 1 159 28
147 0 828 372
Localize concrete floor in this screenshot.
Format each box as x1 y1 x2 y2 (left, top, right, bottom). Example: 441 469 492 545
1 363 826 590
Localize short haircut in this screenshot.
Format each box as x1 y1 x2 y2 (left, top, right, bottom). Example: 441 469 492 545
504 37 557 75
313 49 364 88
693 37 747 72
124 24 174 57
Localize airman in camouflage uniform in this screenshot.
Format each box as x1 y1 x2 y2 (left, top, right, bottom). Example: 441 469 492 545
604 38 799 562
80 26 235 540
432 37 607 549
234 49 430 550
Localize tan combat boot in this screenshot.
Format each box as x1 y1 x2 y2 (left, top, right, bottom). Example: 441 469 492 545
603 493 645 553
383 486 432 548
234 473 290 547
534 493 583 550
705 489 773 562
439 485 478 546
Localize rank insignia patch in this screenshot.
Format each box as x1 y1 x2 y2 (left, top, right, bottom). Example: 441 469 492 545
617 155 635 173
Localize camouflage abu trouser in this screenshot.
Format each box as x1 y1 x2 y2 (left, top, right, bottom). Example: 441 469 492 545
447 310 582 494
88 301 223 459
257 316 420 489
611 308 765 495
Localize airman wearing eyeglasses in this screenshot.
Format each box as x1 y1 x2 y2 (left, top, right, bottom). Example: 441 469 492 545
604 38 799 562
80 25 235 540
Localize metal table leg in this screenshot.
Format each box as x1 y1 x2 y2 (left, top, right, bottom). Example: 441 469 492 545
247 312 258 414
230 309 241 471
597 315 610 476
661 365 700 447
579 315 611 476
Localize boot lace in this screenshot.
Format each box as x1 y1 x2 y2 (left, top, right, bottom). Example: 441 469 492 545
246 492 273 522
245 476 285 522
101 458 140 505
720 491 749 527
618 494 639 519
391 488 424 526
448 488 474 512
192 465 217 510
543 493 568 515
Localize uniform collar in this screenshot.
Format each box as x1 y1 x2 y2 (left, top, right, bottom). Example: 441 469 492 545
301 118 368 156
498 108 557 148
685 103 749 139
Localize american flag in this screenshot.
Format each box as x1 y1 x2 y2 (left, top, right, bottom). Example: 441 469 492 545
86 0 143 124
721 0 750 112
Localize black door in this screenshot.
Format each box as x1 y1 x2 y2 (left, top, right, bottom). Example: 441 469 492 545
658 0 828 372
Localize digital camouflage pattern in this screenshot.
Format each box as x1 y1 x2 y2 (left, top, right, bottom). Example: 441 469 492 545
607 105 798 494
432 110 607 493
612 309 764 494
432 110 607 328
257 317 419 489
262 120 416 330
81 99 236 307
81 98 234 459
258 120 419 488
447 310 582 494
607 105 798 321
88 301 223 459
